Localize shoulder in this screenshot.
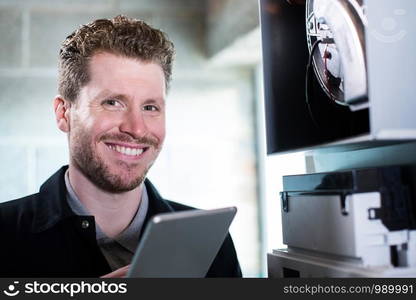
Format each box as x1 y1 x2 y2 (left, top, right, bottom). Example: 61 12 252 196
165 200 196 212
0 193 39 216
0 193 39 232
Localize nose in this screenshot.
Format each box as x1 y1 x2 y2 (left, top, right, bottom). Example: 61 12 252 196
119 110 148 138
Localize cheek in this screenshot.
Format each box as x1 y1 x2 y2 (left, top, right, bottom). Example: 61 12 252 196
149 117 166 143
70 103 122 142
91 114 123 139
155 123 166 143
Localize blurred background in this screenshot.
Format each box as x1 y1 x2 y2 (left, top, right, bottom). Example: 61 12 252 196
0 0 306 277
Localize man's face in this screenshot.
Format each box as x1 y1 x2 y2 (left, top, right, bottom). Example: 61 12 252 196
68 52 166 193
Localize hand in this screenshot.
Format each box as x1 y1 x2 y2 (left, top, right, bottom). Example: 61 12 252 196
100 264 130 278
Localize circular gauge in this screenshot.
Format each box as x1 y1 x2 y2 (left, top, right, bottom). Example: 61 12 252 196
306 0 368 110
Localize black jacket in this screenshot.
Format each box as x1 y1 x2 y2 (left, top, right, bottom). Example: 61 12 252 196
0 166 242 277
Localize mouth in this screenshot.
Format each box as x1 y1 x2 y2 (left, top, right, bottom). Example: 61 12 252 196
104 142 149 157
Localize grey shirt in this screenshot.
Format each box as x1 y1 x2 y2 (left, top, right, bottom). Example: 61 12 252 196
64 171 149 271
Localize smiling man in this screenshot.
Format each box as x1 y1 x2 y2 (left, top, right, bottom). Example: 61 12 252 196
0 15 241 278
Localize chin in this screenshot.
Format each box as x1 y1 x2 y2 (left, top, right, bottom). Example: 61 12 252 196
109 167 147 187
101 175 144 193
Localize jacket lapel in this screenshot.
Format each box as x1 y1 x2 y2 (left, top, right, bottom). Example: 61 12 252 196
31 166 74 233
141 179 174 235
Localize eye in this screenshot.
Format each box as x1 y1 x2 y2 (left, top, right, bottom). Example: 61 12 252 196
103 99 121 106
143 104 159 111
102 99 124 110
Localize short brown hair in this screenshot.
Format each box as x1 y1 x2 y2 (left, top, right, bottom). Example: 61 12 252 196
58 15 175 102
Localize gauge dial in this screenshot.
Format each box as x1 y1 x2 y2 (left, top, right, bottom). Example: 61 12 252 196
306 0 368 110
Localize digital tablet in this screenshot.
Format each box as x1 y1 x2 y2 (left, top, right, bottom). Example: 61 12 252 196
127 206 237 278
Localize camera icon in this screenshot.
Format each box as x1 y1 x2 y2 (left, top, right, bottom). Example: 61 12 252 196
3 281 20 297
371 8 407 43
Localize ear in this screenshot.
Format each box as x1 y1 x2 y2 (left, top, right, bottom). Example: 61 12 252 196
53 95 71 133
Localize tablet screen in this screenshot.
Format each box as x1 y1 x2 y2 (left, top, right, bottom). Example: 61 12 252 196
127 206 237 278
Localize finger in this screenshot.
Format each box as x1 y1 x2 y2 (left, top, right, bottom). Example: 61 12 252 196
100 265 130 278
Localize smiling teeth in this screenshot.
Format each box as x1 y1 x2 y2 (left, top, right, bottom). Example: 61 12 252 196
108 145 144 156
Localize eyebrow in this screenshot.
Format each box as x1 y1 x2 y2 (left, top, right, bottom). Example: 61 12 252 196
143 98 165 105
93 90 165 104
93 90 130 102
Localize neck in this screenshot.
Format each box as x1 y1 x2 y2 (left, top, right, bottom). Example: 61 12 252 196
68 164 143 238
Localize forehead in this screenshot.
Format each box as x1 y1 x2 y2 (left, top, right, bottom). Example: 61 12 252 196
85 52 166 99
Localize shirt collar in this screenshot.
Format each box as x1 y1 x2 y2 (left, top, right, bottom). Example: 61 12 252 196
31 165 174 234
64 170 149 252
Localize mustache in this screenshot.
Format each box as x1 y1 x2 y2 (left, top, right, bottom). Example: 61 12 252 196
100 133 160 148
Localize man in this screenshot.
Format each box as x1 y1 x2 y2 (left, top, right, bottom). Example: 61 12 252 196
0 15 241 278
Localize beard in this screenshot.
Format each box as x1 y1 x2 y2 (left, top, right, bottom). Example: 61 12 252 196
69 122 161 193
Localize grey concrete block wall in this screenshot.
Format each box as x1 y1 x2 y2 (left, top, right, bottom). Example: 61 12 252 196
35 145 69 188
0 8 22 67
0 145 28 200
152 15 206 69
0 77 58 136
0 0 262 277
207 0 259 56
119 0 207 13
0 0 206 69
30 13 109 67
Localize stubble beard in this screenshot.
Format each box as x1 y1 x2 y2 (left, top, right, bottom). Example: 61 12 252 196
69 125 160 193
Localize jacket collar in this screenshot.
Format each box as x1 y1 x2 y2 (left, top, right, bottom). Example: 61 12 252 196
32 166 74 232
32 165 174 233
